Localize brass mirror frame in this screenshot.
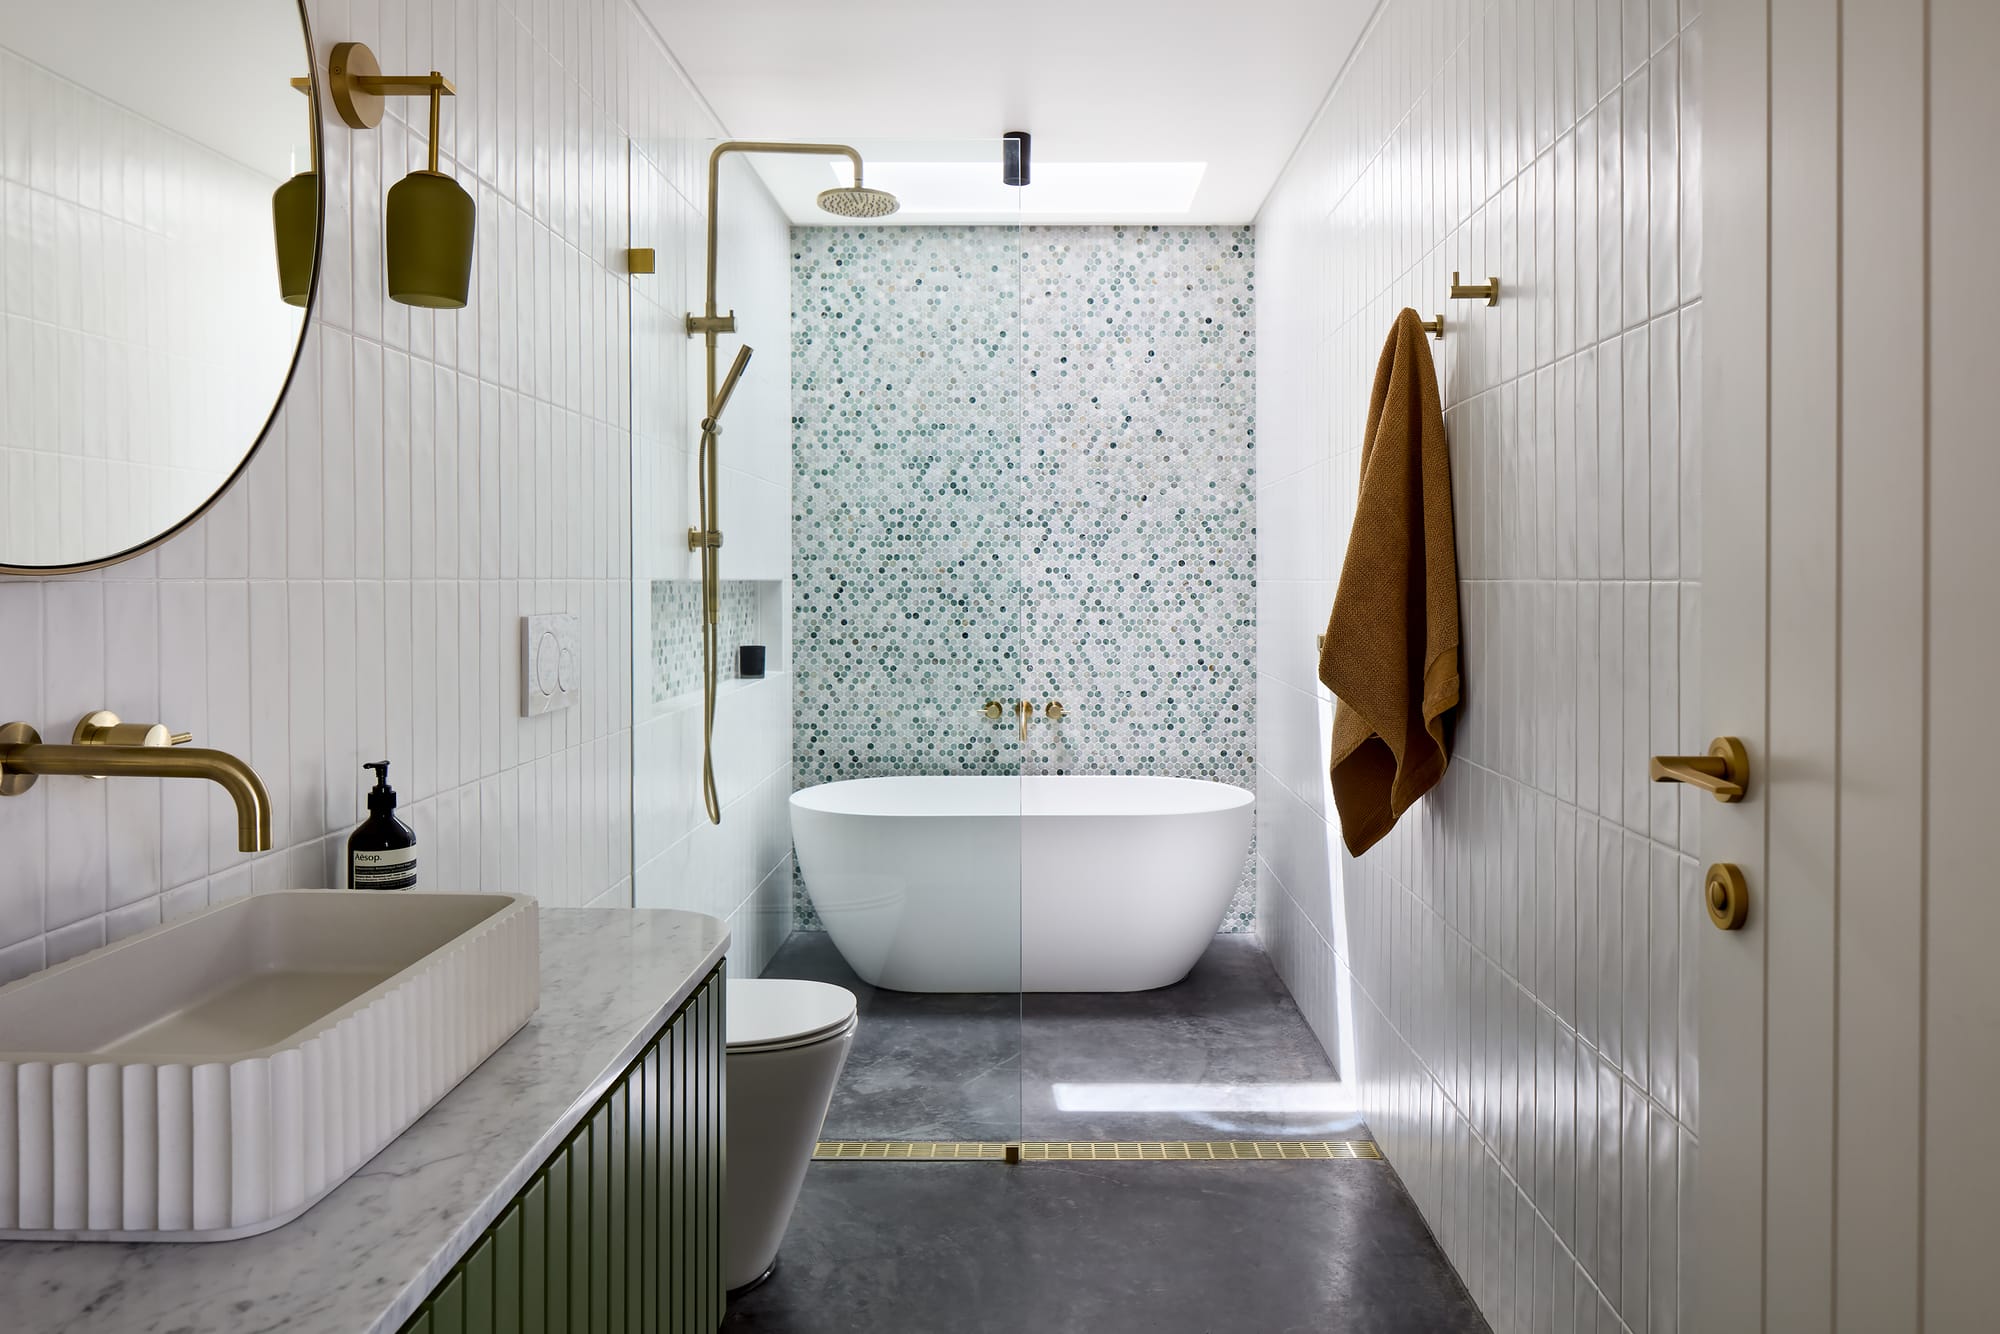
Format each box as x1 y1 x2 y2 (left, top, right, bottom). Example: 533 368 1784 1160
0 0 325 576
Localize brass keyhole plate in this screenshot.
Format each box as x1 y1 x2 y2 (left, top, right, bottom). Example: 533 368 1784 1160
1705 862 1750 931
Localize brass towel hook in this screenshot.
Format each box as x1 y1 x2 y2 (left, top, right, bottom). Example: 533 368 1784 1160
1651 736 1751 803
1418 314 1444 340
1449 271 1501 306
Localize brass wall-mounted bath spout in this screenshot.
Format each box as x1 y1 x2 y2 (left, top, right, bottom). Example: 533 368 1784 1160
0 713 272 852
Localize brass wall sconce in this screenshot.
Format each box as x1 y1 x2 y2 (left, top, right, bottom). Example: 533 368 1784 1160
1449 271 1501 305
326 41 474 309
272 75 321 307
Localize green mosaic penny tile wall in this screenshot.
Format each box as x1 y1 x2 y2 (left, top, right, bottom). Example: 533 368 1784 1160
791 225 1257 932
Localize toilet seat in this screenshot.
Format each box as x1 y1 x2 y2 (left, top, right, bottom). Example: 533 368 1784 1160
727 978 858 1055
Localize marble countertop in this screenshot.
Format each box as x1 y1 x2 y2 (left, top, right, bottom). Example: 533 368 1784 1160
1 907 730 1334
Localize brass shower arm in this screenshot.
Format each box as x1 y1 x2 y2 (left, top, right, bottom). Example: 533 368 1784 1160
696 141 867 331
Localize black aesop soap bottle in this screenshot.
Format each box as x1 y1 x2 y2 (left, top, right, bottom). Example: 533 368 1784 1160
348 761 418 890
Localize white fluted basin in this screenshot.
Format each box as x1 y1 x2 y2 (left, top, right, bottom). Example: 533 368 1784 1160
0 890 539 1242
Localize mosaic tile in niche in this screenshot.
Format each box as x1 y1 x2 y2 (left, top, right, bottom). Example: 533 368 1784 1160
652 580 764 705
793 225 1257 932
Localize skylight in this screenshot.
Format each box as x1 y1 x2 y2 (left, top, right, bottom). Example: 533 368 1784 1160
832 160 1206 216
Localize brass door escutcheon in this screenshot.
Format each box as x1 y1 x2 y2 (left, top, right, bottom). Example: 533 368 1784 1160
1705 863 1750 931
1651 736 1750 802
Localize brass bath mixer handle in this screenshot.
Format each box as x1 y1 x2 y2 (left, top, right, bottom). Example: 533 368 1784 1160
983 699 1066 738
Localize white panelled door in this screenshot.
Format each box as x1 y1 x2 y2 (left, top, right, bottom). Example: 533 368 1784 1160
1697 1 2000 1330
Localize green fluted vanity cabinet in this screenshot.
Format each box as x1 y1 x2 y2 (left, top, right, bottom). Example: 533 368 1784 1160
400 965 725 1334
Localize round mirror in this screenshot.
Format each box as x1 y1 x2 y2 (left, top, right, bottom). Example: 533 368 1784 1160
0 0 319 573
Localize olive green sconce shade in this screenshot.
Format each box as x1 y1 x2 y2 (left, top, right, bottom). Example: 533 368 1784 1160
272 170 320 307
386 170 475 308
323 41 472 310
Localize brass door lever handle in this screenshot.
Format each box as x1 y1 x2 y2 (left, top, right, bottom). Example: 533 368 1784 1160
1651 736 1750 803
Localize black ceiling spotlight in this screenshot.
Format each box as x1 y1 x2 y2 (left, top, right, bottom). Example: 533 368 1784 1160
1003 131 1031 187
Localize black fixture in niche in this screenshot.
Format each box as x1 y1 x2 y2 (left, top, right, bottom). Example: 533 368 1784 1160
1003 131 1031 187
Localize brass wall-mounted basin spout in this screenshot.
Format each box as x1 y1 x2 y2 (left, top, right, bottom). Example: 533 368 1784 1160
0 713 272 852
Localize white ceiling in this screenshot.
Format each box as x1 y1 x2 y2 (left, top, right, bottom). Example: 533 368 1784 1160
637 0 1375 225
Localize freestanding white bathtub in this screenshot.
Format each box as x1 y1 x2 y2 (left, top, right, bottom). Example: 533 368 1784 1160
790 775 1254 993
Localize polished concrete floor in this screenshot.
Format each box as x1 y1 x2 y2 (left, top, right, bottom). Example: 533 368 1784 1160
763 931 1367 1143
734 932 1487 1333
721 1159 1490 1333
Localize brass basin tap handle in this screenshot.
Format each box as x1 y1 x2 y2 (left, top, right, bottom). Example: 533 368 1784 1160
982 700 1005 720
1045 701 1065 721
73 710 192 749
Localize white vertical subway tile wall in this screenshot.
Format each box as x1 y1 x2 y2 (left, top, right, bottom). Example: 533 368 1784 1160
0 0 795 984
1255 0 1701 1331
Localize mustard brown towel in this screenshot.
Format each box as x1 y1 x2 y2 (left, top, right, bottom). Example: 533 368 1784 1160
1317 307 1461 857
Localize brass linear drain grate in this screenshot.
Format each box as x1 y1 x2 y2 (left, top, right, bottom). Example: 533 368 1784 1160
814 1139 1381 1162
815 1141 1010 1161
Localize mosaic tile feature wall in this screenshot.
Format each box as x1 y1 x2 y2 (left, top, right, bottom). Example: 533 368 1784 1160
792 225 1256 932
650 580 764 704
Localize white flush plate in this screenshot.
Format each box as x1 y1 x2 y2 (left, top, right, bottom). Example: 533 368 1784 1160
521 614 579 716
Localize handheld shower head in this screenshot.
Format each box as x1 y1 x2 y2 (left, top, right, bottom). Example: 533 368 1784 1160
816 184 900 218
705 344 753 428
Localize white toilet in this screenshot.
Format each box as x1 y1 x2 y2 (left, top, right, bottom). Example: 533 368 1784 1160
724 976 858 1293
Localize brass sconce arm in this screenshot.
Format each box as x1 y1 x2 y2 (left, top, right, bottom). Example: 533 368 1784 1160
327 42 454 132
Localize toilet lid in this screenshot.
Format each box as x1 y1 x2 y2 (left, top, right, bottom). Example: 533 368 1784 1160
727 978 857 1053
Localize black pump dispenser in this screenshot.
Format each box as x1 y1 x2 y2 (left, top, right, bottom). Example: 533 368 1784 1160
348 761 418 890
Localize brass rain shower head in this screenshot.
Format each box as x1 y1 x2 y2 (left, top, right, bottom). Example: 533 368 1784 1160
815 185 900 218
